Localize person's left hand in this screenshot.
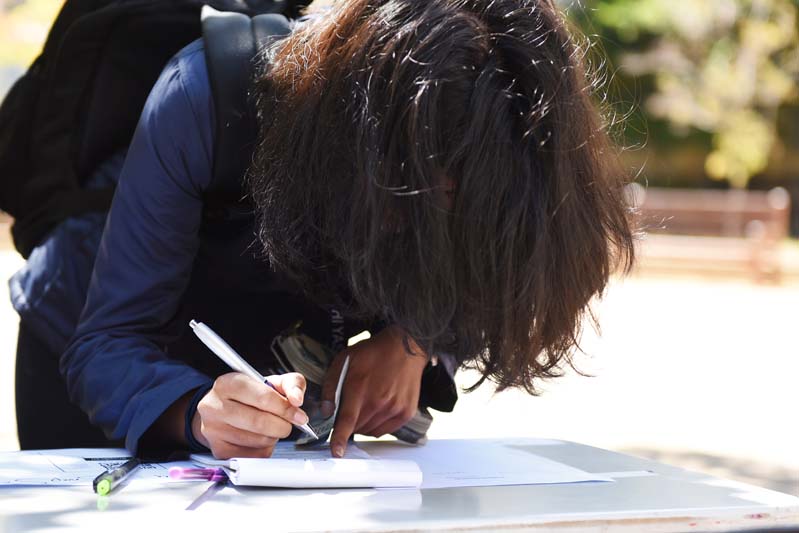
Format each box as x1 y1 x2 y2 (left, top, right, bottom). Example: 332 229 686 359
321 326 428 457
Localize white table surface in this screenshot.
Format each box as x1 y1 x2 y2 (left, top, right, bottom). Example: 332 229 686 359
0 438 797 533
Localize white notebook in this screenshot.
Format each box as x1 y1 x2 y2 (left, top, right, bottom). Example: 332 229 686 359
191 442 422 488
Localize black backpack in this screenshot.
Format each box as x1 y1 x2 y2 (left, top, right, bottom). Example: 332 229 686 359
0 0 299 258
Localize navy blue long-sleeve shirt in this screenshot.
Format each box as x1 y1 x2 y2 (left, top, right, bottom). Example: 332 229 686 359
61 40 458 453
61 41 337 452
61 41 223 452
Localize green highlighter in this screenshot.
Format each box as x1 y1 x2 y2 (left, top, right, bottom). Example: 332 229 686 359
92 458 141 496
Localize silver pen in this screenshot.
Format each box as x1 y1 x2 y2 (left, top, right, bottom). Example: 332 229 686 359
189 319 319 439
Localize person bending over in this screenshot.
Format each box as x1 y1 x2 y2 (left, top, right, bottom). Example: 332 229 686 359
29 0 633 457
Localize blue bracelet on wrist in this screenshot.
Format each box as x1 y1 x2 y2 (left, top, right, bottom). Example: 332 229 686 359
184 382 214 453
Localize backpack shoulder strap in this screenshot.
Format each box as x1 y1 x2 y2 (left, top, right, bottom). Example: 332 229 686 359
201 6 291 200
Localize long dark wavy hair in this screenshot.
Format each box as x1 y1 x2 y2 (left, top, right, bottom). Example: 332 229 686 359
249 0 636 393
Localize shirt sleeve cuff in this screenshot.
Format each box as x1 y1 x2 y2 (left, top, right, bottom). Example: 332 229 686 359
184 381 214 453
123 373 212 454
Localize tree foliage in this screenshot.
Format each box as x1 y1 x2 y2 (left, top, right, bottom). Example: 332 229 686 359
568 0 799 188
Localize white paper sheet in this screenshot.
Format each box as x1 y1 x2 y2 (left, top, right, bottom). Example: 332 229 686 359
358 439 613 489
192 441 422 488
0 440 612 490
0 448 197 486
191 440 371 466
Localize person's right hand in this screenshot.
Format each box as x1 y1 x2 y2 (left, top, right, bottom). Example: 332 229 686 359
191 372 309 459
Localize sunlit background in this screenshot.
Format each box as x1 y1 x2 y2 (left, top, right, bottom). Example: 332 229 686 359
1 0 797 496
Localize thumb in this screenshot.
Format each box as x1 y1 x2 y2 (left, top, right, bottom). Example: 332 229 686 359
267 372 307 407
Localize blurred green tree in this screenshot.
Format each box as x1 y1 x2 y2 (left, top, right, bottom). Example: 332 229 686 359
3 0 798 190
569 0 799 188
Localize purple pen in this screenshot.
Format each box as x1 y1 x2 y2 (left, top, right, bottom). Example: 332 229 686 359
169 466 227 482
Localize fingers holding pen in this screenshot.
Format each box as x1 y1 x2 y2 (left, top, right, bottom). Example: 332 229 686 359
203 425 280 458
216 372 309 425
267 372 307 407
196 372 309 458
222 404 294 439
206 435 278 460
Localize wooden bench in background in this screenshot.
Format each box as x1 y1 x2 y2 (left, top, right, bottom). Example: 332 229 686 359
2 188 796 281
631 185 792 282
